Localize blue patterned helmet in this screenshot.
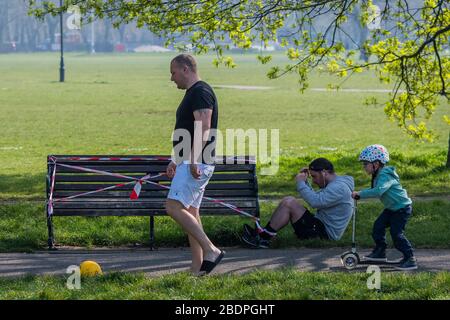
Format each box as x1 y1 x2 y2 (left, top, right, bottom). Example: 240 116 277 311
359 144 389 164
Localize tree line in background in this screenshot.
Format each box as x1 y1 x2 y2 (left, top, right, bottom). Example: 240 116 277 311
1 0 448 164
3 0 376 54
0 0 167 53
26 0 449 164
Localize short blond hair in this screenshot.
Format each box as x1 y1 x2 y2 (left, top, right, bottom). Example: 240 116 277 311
171 54 198 73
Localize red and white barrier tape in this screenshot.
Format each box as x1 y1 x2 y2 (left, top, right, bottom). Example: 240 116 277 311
53 173 165 203
130 180 142 200
47 157 259 222
57 181 135 201
47 163 57 216
47 157 166 213
129 173 165 200
255 220 265 233
53 156 171 162
50 161 149 182
254 220 277 236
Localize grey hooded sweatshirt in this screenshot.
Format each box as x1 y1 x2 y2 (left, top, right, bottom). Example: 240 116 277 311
296 175 354 240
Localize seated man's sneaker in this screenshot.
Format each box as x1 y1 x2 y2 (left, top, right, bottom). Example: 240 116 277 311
243 223 257 238
363 247 387 262
256 238 270 249
241 230 270 249
395 256 418 271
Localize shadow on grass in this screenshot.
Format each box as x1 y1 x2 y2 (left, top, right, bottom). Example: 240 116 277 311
0 173 46 199
0 239 42 253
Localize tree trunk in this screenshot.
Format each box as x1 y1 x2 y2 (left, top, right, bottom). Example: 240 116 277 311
119 25 126 43
0 0 9 47
446 131 450 168
46 16 58 46
27 19 38 51
104 18 111 43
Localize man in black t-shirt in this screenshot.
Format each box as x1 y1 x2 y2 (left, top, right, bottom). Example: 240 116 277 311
172 78 218 164
165 54 224 276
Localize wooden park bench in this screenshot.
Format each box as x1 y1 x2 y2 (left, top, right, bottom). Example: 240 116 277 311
46 155 260 250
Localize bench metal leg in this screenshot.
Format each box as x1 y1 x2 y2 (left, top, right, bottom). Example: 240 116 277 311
47 214 56 250
149 216 155 251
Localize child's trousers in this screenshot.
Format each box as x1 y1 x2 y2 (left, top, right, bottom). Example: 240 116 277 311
372 205 414 258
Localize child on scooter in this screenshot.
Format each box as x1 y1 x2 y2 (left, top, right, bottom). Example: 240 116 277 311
352 144 417 270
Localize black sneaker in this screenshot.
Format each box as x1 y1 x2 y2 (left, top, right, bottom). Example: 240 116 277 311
243 223 257 238
395 256 418 271
241 231 270 249
363 247 387 262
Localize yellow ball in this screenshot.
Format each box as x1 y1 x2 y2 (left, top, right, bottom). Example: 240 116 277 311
80 260 102 277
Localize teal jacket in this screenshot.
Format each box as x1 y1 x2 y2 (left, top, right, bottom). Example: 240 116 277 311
359 166 412 211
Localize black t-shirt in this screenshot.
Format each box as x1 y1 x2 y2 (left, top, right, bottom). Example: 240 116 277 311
172 81 218 164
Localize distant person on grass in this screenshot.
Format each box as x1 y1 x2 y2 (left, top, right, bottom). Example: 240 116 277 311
165 54 224 276
242 158 354 248
353 144 417 271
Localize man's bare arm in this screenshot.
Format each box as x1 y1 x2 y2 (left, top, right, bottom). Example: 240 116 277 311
191 108 212 166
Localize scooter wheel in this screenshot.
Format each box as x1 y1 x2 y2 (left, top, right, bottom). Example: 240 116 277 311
341 253 359 270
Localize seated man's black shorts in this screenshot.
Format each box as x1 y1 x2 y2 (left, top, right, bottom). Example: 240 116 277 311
292 210 329 240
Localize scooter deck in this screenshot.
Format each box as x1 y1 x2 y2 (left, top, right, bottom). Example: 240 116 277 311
359 259 402 265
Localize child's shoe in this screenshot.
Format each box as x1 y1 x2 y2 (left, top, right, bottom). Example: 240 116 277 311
395 256 418 271
363 246 387 262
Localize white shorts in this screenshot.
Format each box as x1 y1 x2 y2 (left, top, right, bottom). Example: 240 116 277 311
167 162 215 209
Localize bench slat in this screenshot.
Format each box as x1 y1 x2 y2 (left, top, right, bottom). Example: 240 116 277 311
53 182 255 191
53 200 257 209
51 197 255 202
53 190 257 198
51 164 254 172
54 166 172 173
49 155 255 164
55 175 169 183
54 173 254 181
52 208 258 216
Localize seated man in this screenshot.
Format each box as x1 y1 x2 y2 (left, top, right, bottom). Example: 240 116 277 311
242 158 354 248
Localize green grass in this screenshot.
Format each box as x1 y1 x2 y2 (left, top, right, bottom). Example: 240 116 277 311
0 53 448 250
0 53 448 299
1 200 449 252
0 53 448 200
0 269 449 299
0 150 448 201
259 150 449 197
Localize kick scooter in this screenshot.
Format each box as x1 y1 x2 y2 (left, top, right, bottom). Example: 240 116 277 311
340 199 401 270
